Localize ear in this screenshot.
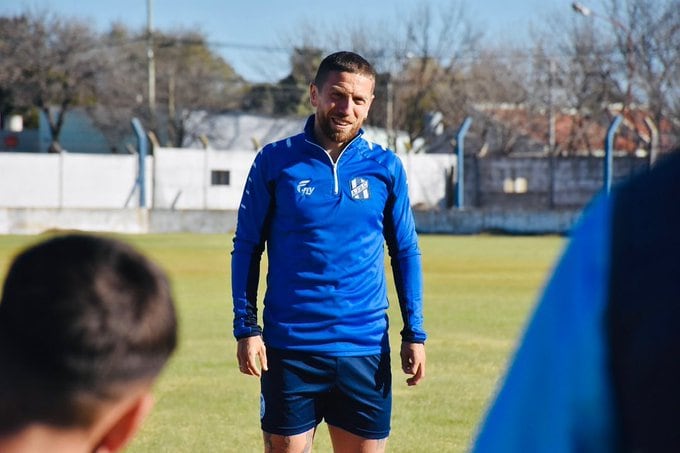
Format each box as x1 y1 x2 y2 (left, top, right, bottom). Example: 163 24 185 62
94 393 155 453
309 83 319 108
366 94 376 116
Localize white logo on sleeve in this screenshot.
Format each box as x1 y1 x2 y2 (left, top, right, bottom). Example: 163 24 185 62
297 179 316 196
350 177 370 200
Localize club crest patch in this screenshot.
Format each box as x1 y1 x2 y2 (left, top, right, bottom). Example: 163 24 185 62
350 177 370 200
260 393 265 420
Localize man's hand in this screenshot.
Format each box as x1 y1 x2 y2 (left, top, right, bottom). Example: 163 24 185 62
400 341 426 386
237 335 268 377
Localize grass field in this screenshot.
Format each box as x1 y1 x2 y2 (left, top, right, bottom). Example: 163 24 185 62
0 233 565 452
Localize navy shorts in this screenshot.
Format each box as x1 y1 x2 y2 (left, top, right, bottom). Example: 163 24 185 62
260 348 392 439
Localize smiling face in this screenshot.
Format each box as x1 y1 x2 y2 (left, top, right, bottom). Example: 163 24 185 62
310 70 375 155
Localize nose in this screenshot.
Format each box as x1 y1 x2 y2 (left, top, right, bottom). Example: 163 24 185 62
334 96 352 114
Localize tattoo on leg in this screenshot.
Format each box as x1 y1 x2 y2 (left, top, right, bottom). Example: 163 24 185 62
263 432 273 452
264 431 308 452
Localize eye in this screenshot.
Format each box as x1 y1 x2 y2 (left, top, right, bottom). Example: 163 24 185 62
330 92 342 100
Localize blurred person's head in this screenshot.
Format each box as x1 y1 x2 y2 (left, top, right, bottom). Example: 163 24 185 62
0 234 178 453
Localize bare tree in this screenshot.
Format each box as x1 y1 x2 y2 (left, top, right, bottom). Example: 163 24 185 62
610 0 680 149
558 17 621 154
441 46 535 155
537 0 680 154
279 0 484 150
384 1 483 146
154 31 244 146
86 23 149 152
0 11 106 152
90 26 245 149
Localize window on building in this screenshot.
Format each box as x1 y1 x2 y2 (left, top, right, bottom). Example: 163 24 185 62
503 177 528 194
211 170 230 186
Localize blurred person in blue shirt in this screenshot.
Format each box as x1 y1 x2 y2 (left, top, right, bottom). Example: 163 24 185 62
472 148 680 452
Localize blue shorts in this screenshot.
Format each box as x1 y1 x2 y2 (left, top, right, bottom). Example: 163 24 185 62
260 348 392 439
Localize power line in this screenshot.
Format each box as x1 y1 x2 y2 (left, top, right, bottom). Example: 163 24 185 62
207 40 289 53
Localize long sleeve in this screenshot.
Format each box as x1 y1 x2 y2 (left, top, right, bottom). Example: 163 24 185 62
471 193 617 453
231 150 273 339
384 156 426 343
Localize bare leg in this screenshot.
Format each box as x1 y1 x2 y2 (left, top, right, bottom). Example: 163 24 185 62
264 428 315 453
328 425 387 453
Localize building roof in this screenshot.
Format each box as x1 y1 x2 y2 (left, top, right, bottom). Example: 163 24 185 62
182 111 410 153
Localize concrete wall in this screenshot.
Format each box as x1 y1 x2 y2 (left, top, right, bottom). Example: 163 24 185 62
1 148 648 212
402 152 456 209
0 153 150 208
0 208 238 235
149 209 237 234
153 148 255 210
0 208 150 234
414 208 580 235
0 149 649 234
463 155 648 210
0 207 578 235
152 148 454 210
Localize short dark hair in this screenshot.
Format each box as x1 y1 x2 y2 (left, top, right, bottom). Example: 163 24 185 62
0 234 177 434
313 51 376 89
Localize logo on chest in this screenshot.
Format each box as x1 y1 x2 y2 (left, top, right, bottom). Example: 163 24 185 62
296 179 316 196
350 177 370 200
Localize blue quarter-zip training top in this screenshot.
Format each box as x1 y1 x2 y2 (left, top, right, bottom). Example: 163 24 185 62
231 115 426 356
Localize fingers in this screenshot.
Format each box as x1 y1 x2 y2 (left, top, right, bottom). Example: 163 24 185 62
240 358 261 377
400 342 426 386
238 358 259 376
236 336 267 377
246 350 263 377
406 362 425 386
238 353 259 376
403 355 425 386
258 347 268 372
401 356 414 374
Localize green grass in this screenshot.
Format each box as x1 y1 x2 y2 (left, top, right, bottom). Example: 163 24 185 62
0 233 565 452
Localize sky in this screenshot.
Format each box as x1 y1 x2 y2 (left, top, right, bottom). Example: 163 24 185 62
0 0 581 83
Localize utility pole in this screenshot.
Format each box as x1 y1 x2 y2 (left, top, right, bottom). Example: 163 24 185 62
548 59 556 152
386 76 395 150
147 0 156 130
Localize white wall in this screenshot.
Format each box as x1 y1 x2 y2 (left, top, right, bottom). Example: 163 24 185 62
0 149 589 235
0 148 451 211
401 153 456 209
0 153 151 208
152 148 452 210
1 154 61 207
153 148 256 210
62 153 149 208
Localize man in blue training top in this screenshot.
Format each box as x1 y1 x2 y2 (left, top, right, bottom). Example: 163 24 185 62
231 51 427 453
